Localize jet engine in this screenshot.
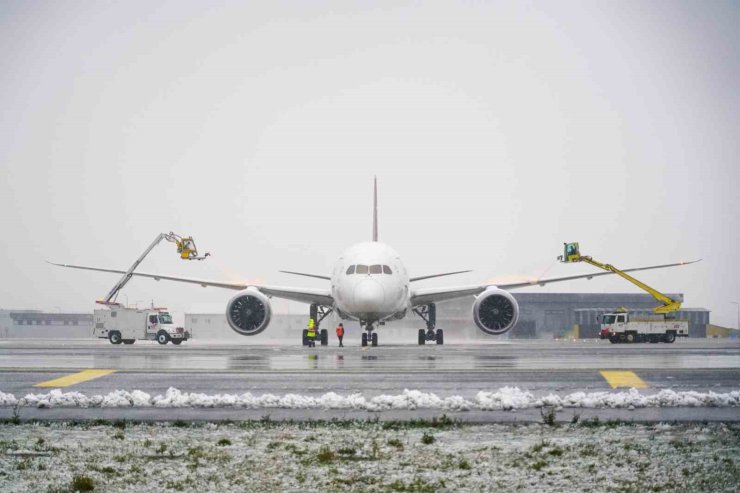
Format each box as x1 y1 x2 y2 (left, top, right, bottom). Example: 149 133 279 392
225 288 271 336
473 288 519 335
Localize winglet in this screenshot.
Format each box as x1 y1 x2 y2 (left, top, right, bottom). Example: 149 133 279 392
372 176 378 242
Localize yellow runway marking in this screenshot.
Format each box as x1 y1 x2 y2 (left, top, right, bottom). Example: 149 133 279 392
34 369 116 388
600 370 648 389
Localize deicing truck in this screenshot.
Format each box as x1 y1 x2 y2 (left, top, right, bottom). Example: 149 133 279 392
598 310 689 343
94 306 190 345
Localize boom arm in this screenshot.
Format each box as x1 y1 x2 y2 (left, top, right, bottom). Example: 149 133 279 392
101 232 209 304
559 242 682 314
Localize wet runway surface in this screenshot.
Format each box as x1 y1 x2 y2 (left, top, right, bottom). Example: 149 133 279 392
1 339 738 422
1 338 738 372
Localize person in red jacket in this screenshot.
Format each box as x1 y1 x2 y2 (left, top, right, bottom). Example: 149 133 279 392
336 323 345 347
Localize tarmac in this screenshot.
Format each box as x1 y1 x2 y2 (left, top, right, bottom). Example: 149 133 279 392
0 338 738 422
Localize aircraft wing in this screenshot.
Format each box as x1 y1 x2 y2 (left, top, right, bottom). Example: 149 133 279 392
410 259 700 307
47 262 335 306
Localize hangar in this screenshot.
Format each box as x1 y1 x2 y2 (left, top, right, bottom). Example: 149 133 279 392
183 292 710 341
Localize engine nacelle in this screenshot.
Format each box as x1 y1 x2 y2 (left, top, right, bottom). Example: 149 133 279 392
225 288 272 336
473 288 519 335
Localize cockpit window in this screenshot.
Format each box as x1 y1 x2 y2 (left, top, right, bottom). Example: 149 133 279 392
355 264 368 275
345 265 355 275
370 264 382 274
383 265 392 274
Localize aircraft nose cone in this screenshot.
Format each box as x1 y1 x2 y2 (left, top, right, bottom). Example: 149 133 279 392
353 280 385 312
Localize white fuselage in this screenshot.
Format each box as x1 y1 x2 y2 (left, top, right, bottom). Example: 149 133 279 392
330 242 410 323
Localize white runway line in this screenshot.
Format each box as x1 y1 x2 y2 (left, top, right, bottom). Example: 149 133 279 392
1 387 739 410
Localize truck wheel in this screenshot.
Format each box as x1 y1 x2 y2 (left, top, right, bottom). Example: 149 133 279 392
109 331 122 345
171 339 182 345
664 332 676 344
123 340 135 345
608 336 618 344
626 333 635 343
157 331 169 345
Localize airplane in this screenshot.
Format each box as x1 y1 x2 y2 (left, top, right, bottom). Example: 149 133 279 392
51 178 699 347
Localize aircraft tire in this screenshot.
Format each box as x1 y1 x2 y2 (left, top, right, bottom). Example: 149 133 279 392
109 331 122 345
361 333 368 347
371 332 378 347
302 329 309 346
320 329 328 346
436 329 444 345
418 329 425 345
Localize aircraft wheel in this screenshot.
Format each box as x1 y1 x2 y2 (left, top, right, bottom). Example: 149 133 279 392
302 329 309 346
157 331 169 345
361 333 368 347
109 331 122 345
418 329 425 345
320 329 328 346
371 332 378 347
436 329 444 345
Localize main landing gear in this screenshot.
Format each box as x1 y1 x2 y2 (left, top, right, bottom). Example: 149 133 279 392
302 304 332 347
413 303 443 345
361 321 378 347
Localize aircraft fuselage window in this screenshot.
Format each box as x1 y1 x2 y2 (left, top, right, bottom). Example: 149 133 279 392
346 265 355 275
355 264 368 275
383 265 392 274
370 264 382 274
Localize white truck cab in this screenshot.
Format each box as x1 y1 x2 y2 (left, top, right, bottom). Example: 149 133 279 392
93 306 189 345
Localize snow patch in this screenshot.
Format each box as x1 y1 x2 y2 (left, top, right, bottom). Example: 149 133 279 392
2 387 739 410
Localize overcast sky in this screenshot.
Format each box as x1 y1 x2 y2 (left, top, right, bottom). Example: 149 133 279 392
1 1 738 327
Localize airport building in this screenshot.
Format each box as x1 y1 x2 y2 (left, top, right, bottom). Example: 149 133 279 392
184 292 710 341
0 309 93 338
0 292 710 340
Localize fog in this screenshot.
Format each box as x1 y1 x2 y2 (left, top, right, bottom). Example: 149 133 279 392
1 1 738 328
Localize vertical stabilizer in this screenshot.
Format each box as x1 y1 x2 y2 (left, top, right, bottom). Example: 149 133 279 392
372 176 378 242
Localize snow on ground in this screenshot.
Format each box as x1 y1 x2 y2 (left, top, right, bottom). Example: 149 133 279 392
0 420 737 492
1 387 739 411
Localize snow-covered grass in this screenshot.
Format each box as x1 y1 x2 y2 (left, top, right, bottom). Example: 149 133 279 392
1 387 739 411
0 420 737 492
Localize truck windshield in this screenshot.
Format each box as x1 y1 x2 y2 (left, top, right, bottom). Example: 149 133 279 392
158 314 173 324
602 315 616 324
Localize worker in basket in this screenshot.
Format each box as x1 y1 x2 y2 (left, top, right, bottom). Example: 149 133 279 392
306 318 316 347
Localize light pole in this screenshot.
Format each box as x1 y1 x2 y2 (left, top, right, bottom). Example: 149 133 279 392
732 302 740 331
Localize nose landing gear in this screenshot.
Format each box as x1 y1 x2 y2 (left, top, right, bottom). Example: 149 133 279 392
361 321 379 347
413 303 444 345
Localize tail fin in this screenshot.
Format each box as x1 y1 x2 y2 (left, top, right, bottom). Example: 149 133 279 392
372 176 378 242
